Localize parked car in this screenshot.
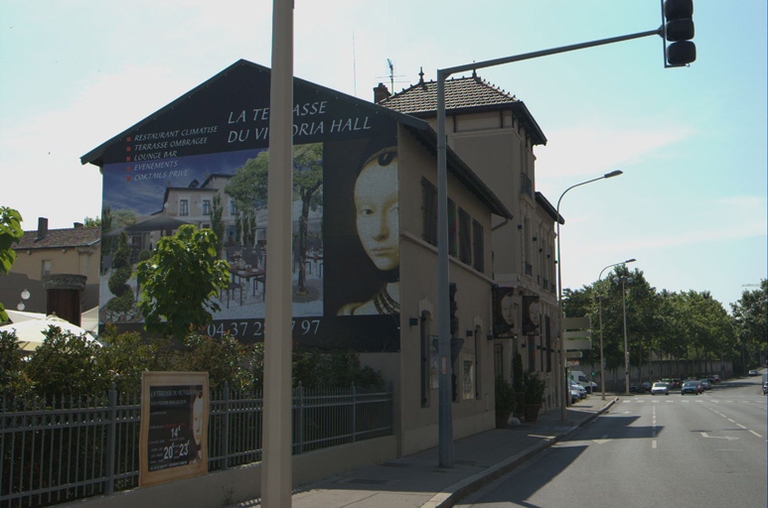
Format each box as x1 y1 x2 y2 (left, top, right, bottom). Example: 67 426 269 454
651 382 670 395
681 380 700 395
711 374 721 383
570 382 587 400
699 379 712 390
570 387 582 404
748 369 759 376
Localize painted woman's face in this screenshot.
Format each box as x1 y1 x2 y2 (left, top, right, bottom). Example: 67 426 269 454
501 293 515 326
192 395 204 446
354 158 399 271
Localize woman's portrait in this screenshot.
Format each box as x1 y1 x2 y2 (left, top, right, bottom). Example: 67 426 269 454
336 146 400 316
189 390 205 464
522 295 541 335
493 287 516 338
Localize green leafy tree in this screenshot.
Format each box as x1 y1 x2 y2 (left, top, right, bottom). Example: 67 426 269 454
136 225 229 339
731 279 767 372
0 330 32 396
24 328 109 397
0 207 23 322
83 216 101 228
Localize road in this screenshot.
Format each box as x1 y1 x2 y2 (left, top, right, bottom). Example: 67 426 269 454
457 374 767 508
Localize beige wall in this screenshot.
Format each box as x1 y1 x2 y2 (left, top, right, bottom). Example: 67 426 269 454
395 125 496 456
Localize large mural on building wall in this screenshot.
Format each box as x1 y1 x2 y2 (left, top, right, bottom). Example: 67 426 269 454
96 61 401 352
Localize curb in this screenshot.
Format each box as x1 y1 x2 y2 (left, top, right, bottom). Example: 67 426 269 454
421 397 619 508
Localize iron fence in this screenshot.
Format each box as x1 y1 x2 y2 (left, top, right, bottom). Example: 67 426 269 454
1 383 392 508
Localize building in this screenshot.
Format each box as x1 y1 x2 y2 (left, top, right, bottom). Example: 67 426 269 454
379 71 562 411
1 217 100 325
81 59 558 459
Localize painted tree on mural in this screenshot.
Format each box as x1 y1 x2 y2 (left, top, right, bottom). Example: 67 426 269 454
225 144 323 296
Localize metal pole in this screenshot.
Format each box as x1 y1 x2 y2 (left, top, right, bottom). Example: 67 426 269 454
436 71 454 468
261 0 294 506
555 171 622 420
622 277 630 395
597 259 635 400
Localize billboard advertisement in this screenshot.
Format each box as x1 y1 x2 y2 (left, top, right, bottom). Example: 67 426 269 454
97 62 401 351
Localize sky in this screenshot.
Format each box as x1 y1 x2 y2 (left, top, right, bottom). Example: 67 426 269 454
1 0 765 311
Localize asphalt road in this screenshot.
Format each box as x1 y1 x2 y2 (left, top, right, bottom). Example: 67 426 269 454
457 374 767 508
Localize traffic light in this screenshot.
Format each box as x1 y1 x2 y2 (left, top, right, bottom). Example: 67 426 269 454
663 0 696 66
448 282 458 336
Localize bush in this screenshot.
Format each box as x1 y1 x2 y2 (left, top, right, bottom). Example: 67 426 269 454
523 370 546 405
105 290 135 313
495 376 516 415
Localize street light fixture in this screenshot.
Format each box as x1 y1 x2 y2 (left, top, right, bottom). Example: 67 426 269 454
614 275 634 394
556 170 623 420
597 259 636 400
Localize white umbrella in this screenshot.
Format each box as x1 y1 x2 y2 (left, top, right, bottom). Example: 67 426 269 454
0 315 100 352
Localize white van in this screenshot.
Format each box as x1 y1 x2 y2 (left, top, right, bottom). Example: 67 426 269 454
569 370 598 393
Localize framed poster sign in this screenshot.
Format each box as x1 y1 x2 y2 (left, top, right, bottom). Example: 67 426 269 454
139 371 209 487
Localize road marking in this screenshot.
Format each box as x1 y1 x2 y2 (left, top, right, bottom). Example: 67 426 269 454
737 423 747 429
700 432 739 441
727 418 736 423
652 440 657 449
749 430 763 438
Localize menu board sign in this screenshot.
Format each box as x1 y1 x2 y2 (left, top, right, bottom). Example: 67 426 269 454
139 371 209 487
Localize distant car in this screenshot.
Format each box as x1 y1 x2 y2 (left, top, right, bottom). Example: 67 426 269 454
711 374 721 383
699 379 712 390
651 382 670 395
681 381 700 395
748 369 759 376
570 387 582 404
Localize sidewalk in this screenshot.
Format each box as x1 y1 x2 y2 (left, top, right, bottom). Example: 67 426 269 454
232 395 619 508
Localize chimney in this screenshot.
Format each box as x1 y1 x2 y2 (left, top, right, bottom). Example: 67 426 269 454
73 222 84 228
373 82 391 104
36 217 49 240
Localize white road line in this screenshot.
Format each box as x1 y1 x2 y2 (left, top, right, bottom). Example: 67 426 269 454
652 440 657 449
727 418 736 423
737 423 747 429
749 430 763 438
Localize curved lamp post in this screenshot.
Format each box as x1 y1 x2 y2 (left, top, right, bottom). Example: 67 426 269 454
614 275 634 394
598 259 635 400
556 170 623 420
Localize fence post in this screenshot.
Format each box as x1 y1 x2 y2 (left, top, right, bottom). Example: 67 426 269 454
105 383 117 495
222 382 229 470
351 383 356 443
296 383 304 454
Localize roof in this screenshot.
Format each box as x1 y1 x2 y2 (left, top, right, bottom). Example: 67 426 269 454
379 74 547 146
81 59 425 168
535 191 564 225
14 227 101 251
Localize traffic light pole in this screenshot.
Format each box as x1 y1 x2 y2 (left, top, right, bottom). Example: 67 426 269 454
436 25 666 463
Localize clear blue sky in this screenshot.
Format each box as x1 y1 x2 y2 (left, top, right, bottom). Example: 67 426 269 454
1 1 765 310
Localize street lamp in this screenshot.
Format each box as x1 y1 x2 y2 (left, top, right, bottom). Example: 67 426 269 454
597 259 635 400
16 289 31 311
556 170 623 420
614 275 634 394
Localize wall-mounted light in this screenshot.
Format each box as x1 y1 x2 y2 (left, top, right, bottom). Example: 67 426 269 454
409 317 419 326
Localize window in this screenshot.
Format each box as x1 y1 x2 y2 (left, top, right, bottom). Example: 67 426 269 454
229 200 238 216
472 219 484 273
179 199 189 216
421 178 437 246
458 208 471 265
448 199 457 257
41 260 51 277
202 199 211 216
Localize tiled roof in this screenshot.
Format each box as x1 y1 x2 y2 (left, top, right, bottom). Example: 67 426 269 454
14 227 101 251
380 74 518 114
380 73 546 146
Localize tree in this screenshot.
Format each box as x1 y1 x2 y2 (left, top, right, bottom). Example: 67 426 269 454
0 207 23 322
83 216 101 228
136 225 230 339
731 279 767 371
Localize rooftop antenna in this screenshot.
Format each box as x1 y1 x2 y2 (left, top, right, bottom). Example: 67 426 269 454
387 59 394 91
